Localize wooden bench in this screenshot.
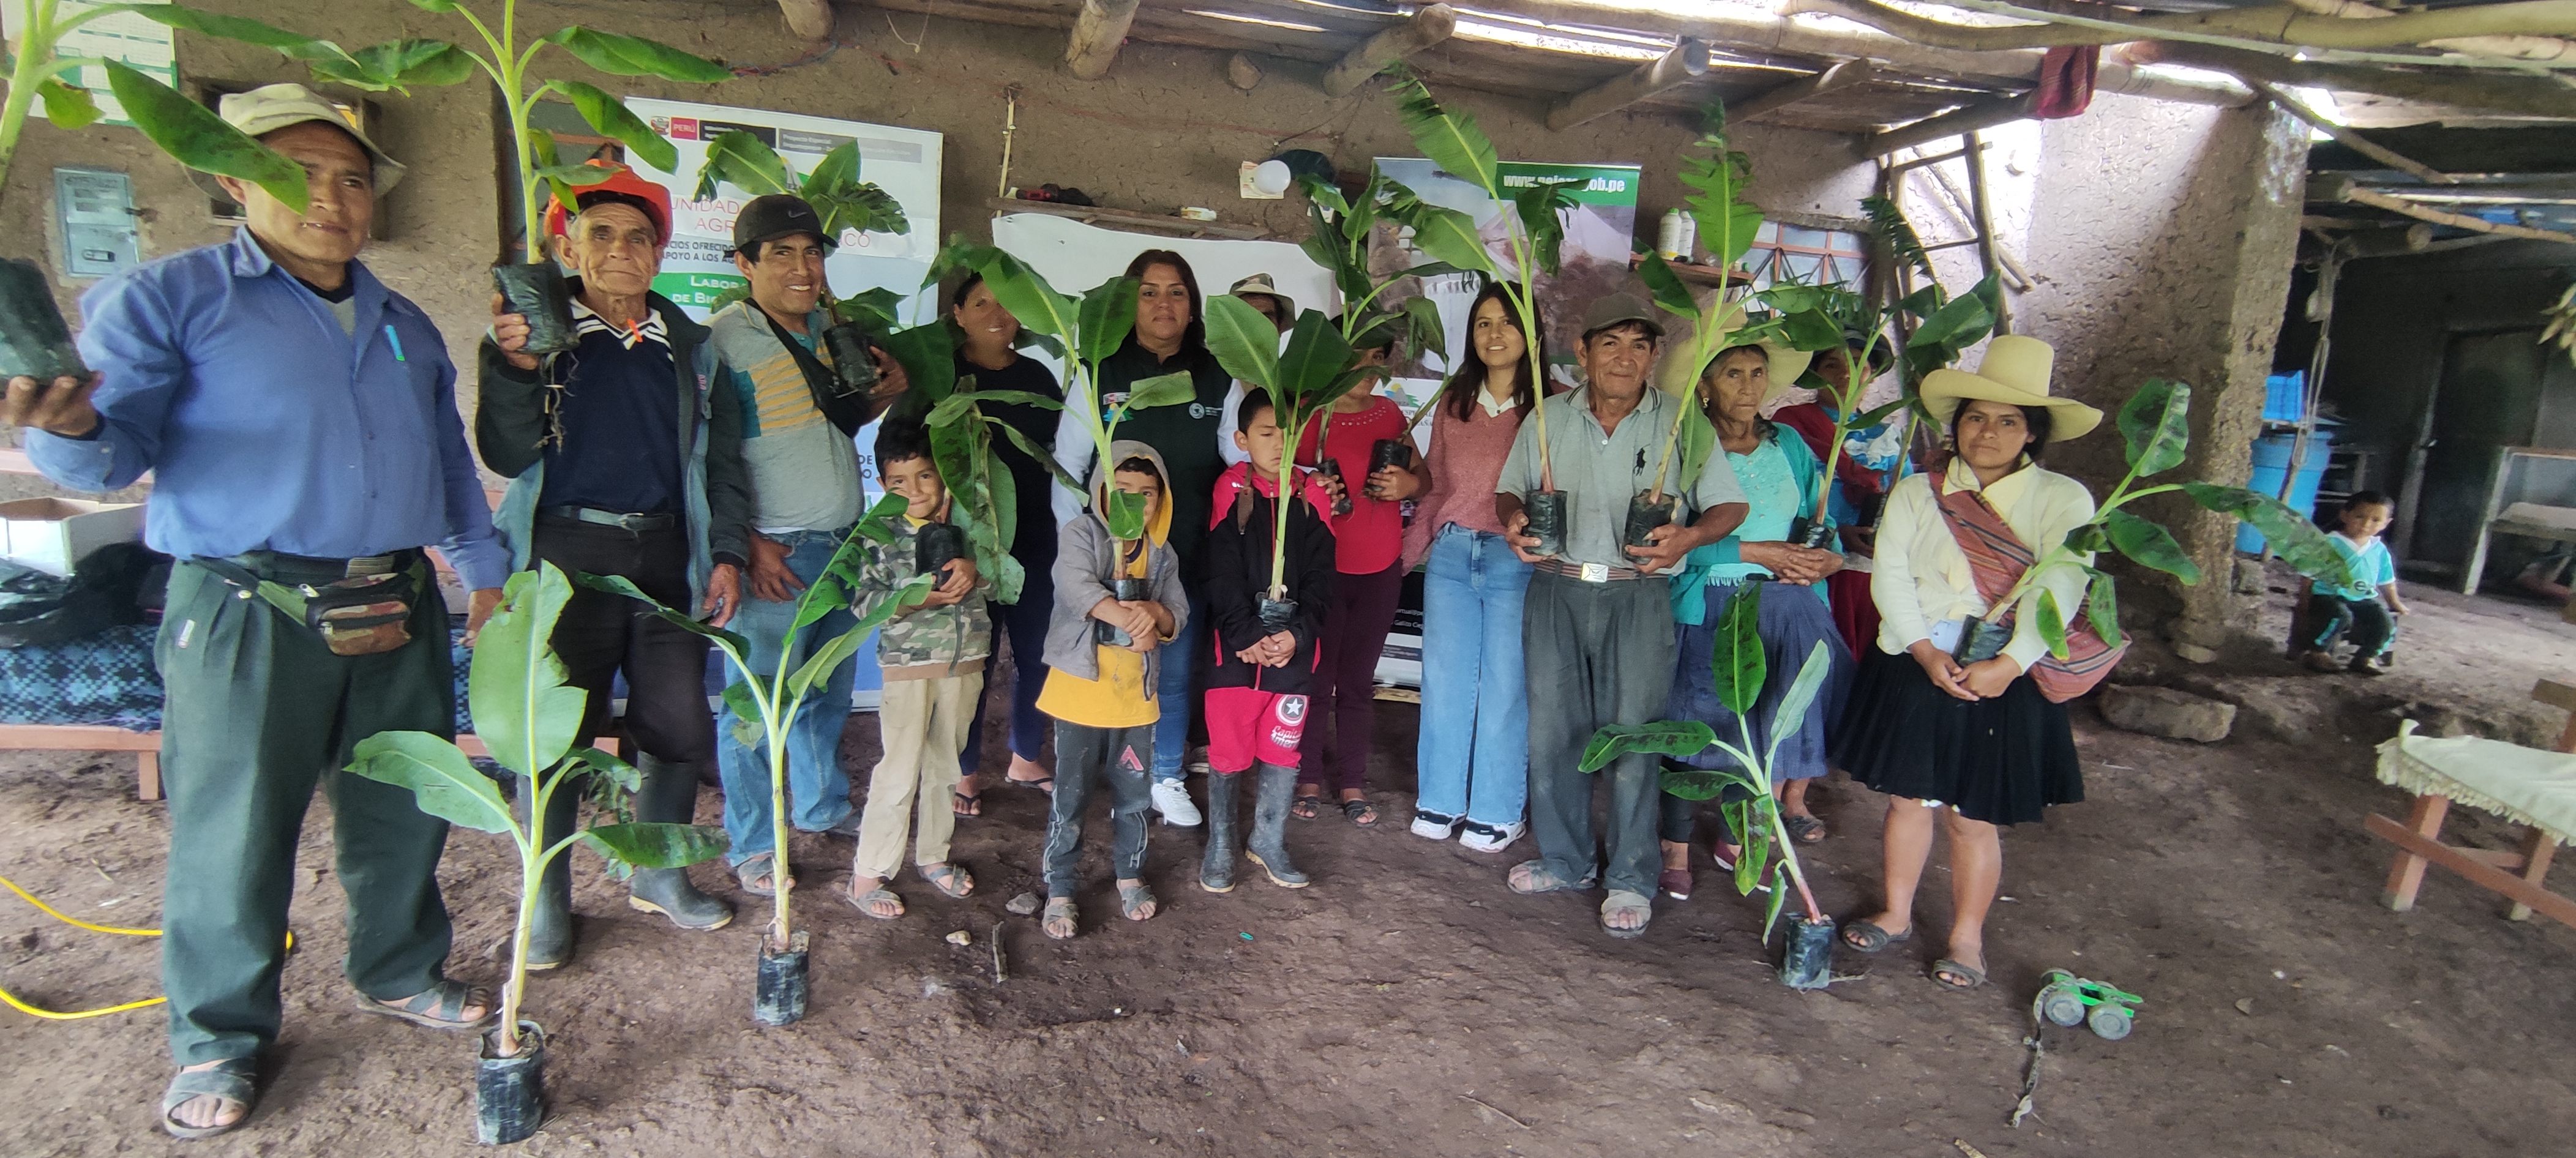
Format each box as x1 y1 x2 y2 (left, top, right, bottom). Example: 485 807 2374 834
0 725 620 802
2366 679 2576 927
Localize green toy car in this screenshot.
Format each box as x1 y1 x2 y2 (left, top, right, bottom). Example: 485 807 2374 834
2040 969 2143 1040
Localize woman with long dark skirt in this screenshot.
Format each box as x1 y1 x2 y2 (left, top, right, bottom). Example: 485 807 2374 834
1830 337 2102 990
1657 341 1853 900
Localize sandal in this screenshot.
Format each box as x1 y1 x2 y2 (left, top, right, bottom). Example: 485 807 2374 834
1292 794 1325 821
354 978 494 1031
1341 797 1380 827
1658 867 1693 900
734 852 793 898
1118 883 1158 922
920 862 974 899
1043 898 1078 940
1009 774 1055 795
160 1057 256 1140
1932 955 1988 990
1506 859 1596 895
1600 889 1653 939
1841 919 1914 954
1783 814 1827 845
953 790 982 818
842 881 905 919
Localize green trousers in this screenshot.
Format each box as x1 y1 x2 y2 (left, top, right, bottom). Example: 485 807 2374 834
155 558 459 1065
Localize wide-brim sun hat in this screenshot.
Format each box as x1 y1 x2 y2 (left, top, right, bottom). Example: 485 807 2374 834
1651 299 1814 405
1227 273 1295 319
188 83 406 197
1920 334 2102 440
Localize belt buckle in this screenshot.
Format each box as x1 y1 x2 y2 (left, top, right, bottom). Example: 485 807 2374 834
615 512 653 532
1579 562 1611 584
345 553 399 578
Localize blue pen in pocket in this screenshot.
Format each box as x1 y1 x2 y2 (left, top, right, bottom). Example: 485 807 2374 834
384 324 406 362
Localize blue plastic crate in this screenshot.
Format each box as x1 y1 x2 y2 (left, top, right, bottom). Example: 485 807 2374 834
2263 372 2306 424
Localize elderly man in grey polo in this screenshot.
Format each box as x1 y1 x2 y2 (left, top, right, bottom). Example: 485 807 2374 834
1493 293 1750 941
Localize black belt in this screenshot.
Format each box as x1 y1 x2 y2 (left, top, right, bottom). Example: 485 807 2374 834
216 548 421 583
540 506 678 532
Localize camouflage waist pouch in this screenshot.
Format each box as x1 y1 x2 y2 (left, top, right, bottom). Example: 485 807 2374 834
190 553 424 657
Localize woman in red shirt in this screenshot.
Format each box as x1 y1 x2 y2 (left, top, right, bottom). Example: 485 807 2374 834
1294 331 1423 826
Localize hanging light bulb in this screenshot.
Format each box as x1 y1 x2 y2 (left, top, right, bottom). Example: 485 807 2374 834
1252 159 1294 196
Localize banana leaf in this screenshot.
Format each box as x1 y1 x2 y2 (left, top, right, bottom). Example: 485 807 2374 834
2118 378 2193 477
578 821 729 870
2100 508 2203 585
347 731 514 835
1710 580 1767 718
1390 75 1499 196
1578 721 1717 772
549 78 677 173
102 62 307 212
545 26 732 83
2181 483 2357 589
1204 293 1281 391
694 129 796 200
466 566 586 779
1075 276 1142 367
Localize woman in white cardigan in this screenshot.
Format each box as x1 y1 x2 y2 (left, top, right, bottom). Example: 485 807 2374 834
1830 336 2102 991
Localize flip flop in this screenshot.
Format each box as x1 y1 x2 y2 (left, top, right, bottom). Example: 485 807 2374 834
1841 919 1914 954
1043 898 1078 940
353 979 494 1031
1600 889 1653 939
842 883 905 919
1932 956 1988 990
1009 774 1055 795
920 862 974 899
1507 859 1596 895
952 790 982 818
1118 883 1158 922
1783 814 1827 845
160 1057 256 1140
734 851 793 898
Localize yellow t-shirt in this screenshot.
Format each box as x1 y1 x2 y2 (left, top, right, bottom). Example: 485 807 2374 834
1036 539 1159 729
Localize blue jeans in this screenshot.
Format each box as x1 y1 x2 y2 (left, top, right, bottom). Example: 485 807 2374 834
1415 526 1533 827
1152 584 1206 785
716 528 859 866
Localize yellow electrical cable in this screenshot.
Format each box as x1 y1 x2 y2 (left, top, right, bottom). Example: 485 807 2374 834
0 873 290 1022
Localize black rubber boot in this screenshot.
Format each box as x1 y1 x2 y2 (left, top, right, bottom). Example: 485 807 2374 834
1199 771 1242 893
1246 762 1309 889
522 777 578 970
626 755 733 932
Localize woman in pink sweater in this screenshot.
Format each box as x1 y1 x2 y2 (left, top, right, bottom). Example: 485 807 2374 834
1400 283 1549 851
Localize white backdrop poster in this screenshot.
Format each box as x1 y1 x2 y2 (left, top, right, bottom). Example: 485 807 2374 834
621 97 943 326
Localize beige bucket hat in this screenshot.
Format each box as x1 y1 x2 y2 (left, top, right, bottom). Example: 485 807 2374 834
1920 335 2102 439
1227 273 1296 319
1651 299 1814 404
189 83 406 197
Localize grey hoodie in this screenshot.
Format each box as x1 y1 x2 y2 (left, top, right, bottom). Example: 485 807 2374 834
1043 439 1191 689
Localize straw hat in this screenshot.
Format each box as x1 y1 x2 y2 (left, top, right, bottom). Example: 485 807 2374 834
1650 299 1814 404
1920 335 2101 440
1228 273 1296 319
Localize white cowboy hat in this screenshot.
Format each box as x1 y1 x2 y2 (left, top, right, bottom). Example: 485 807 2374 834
1920 334 2102 440
1651 299 1814 405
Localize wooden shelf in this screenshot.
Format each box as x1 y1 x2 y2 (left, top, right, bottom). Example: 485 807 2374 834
989 197 1272 241
1628 254 1753 288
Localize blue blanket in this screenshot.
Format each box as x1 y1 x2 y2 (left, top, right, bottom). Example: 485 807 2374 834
0 621 475 734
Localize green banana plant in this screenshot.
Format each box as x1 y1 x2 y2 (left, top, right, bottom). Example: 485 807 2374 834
345 563 729 1058
1580 584 1832 941
574 492 934 960
1382 72 1574 491
1994 378 2357 658
929 237 1196 544
900 318 1085 608
1203 299 1380 595
694 129 908 248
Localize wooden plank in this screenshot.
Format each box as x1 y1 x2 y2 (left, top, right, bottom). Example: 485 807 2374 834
1319 4 1456 97
1067 0 1145 79
0 723 160 751
990 197 1273 240
1544 37 1709 130
2380 793 2449 911
2531 678 2576 716
1729 59 1874 124
137 749 159 802
2367 810 2576 930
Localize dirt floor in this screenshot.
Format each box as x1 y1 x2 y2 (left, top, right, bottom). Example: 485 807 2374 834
6 579 2576 1156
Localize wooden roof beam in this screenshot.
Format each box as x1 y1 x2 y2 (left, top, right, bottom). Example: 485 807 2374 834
1544 37 1710 130
1067 0 1144 80
1321 4 1457 97
777 0 834 40
1728 58 1876 125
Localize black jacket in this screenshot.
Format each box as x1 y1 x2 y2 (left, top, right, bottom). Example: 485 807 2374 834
1204 467 1335 695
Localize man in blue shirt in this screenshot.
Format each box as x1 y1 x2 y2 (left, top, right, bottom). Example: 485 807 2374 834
481 163 750 965
3 84 506 1139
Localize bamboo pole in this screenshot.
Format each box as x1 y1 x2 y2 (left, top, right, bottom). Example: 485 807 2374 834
1544 37 1710 131
1065 0 1142 80
1319 6 1455 97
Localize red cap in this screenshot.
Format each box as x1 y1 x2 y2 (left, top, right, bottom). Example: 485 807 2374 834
542 160 673 246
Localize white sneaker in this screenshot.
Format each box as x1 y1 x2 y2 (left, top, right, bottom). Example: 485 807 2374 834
1458 819 1525 853
1409 810 1460 841
1151 779 1203 827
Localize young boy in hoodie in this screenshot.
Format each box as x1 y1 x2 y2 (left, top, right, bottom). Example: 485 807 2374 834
1036 440 1189 939
1199 390 1336 893
844 420 989 919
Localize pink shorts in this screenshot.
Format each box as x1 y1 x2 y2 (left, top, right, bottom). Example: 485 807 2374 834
1204 687 1308 772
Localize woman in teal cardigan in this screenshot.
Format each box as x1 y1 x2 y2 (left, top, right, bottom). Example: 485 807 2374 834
1657 343 1858 900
